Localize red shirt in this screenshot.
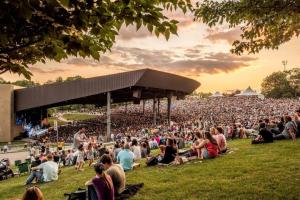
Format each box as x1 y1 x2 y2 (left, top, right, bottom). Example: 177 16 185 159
205 141 218 158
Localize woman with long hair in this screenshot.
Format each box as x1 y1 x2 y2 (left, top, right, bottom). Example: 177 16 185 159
86 163 114 200
159 138 177 164
198 131 219 159
22 186 43 200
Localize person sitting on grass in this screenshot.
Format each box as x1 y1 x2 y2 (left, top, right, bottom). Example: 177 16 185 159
85 163 114 200
113 142 122 161
215 127 228 153
100 154 126 196
159 138 177 164
273 116 297 141
252 122 274 144
117 143 135 171
131 139 141 160
198 131 219 159
22 186 44 200
75 144 85 171
191 131 204 158
65 149 74 166
25 154 58 185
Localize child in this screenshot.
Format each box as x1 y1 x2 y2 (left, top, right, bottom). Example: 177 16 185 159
75 144 85 171
86 143 94 167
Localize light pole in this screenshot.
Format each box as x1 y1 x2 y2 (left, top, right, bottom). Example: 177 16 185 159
282 60 288 71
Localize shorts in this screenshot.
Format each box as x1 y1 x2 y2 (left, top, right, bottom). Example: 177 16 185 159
203 149 214 159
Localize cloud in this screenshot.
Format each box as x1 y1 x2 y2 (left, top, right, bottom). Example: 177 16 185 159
205 28 242 44
117 11 196 41
117 25 152 41
30 66 68 74
63 44 257 76
65 56 114 67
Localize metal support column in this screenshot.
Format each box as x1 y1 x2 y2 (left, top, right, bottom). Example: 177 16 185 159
153 97 157 126
167 96 171 126
107 92 111 142
157 98 160 116
142 100 145 114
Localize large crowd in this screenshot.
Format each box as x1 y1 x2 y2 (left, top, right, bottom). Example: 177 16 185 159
1 96 300 200
37 96 300 144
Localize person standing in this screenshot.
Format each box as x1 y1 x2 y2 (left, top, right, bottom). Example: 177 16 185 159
73 127 87 150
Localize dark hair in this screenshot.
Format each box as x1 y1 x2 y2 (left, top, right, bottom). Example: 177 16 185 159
22 186 43 200
100 154 112 165
259 122 266 129
216 127 223 134
114 143 120 148
131 139 138 146
94 163 105 175
204 131 218 145
285 116 292 122
195 132 202 139
167 138 174 146
264 118 270 124
78 144 84 150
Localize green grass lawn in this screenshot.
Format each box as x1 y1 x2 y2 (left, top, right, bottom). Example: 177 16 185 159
1 139 300 200
0 141 26 149
48 117 67 126
62 113 97 121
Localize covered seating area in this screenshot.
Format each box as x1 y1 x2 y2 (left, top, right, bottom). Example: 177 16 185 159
13 68 200 141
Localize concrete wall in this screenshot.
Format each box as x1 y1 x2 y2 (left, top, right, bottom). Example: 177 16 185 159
0 84 14 142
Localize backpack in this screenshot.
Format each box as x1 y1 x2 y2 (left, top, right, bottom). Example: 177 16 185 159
146 157 158 166
295 120 300 137
64 188 86 200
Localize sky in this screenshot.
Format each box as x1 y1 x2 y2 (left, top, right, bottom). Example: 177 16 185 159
1 10 300 93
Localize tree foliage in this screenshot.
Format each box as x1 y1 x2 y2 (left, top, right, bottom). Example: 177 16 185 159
195 0 300 55
0 0 192 79
0 79 40 87
261 68 300 98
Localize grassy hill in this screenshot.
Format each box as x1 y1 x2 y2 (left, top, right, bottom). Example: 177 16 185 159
1 139 300 200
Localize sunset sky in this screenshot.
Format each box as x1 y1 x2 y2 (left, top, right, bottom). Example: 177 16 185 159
1 10 300 93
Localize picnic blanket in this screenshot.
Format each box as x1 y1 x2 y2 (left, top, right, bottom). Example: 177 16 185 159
116 183 144 200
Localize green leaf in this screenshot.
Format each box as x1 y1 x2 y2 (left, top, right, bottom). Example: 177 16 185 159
136 19 142 31
165 29 170 41
154 28 160 37
147 24 153 33
58 0 69 8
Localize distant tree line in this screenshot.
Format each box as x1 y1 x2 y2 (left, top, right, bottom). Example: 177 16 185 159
0 75 82 88
261 68 300 98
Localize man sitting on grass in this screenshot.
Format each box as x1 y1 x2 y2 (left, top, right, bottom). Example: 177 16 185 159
252 122 273 144
100 154 126 196
117 143 134 171
25 154 58 185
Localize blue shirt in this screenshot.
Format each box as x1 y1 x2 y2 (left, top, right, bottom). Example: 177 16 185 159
117 149 134 171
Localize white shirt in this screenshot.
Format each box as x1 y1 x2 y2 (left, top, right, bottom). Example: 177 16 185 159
131 145 141 160
37 161 58 182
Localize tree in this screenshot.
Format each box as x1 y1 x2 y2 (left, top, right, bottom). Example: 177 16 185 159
13 80 40 88
286 68 300 97
55 77 64 83
0 0 191 79
44 80 55 85
195 0 300 55
261 71 294 98
65 75 83 82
